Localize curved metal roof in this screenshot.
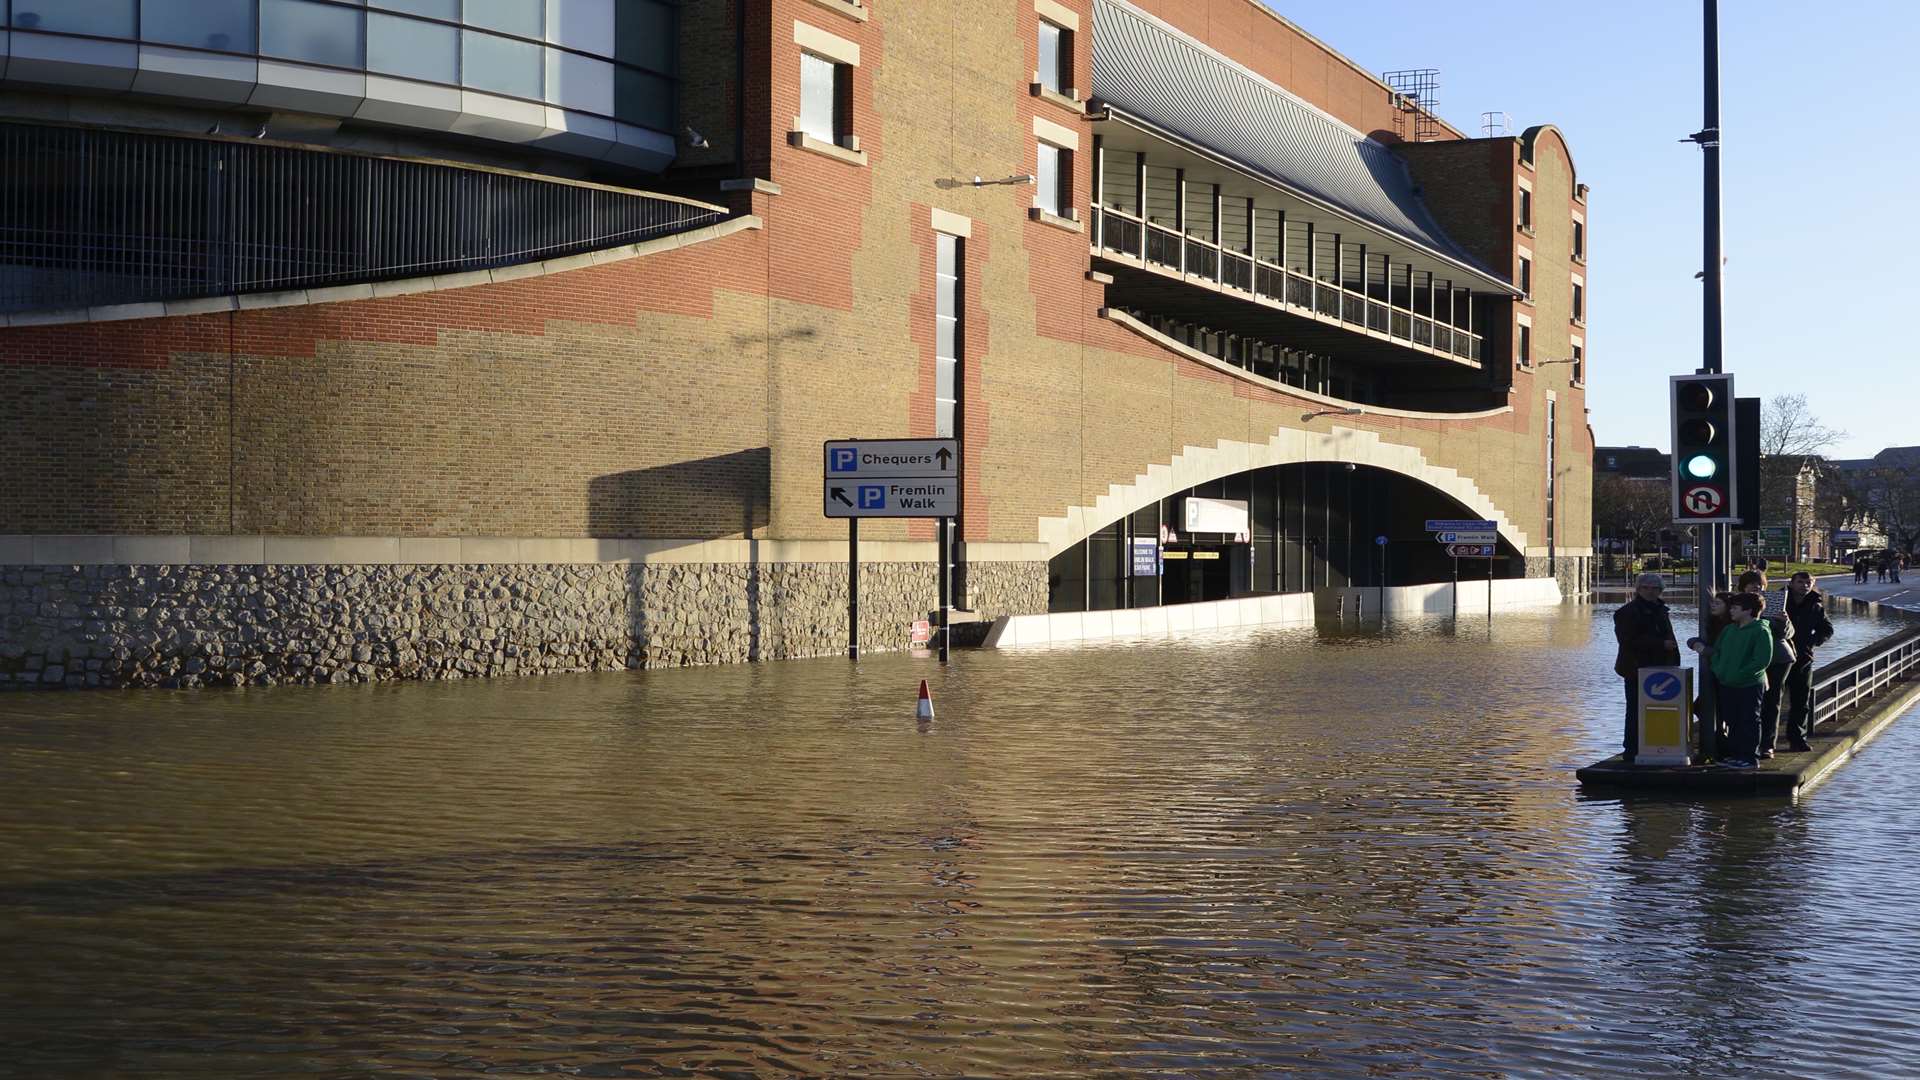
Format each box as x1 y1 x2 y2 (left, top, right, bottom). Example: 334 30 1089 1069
1092 0 1498 282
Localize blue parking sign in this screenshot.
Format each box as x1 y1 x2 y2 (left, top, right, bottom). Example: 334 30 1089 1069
830 448 858 473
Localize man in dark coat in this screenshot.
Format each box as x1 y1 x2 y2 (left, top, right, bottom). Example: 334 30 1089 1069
1781 571 1836 752
1614 573 1681 762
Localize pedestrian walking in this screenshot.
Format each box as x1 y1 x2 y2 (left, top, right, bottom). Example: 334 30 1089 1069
1856 552 1871 584
1613 573 1680 764
1894 553 1906 585
1878 553 1890 583
1782 571 1835 752
1690 592 1773 768
1739 571 1795 759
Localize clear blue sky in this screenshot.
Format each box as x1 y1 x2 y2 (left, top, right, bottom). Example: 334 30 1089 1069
1263 0 1913 459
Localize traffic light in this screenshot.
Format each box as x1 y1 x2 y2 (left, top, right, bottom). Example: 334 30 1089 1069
1671 373 1738 523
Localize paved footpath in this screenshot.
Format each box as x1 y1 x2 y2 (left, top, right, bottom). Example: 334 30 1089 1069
1818 573 1920 616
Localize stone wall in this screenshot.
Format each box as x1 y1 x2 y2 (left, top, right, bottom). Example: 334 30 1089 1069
0 560 1049 690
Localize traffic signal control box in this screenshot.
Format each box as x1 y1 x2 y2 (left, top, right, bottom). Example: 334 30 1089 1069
1670 373 1739 523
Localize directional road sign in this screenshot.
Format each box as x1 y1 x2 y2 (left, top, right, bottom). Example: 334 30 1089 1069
1445 544 1497 558
1434 530 1498 544
824 438 959 518
1426 518 1498 532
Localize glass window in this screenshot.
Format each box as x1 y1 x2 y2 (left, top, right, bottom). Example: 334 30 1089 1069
1573 344 1584 383
1518 323 1532 367
141 0 253 51
614 66 673 131
368 12 457 84
1573 282 1584 321
1518 256 1531 297
1518 187 1531 229
465 0 542 38
1037 20 1063 92
13 0 135 36
260 0 365 68
1574 220 1585 259
1035 143 1059 215
548 0 614 56
935 232 961 439
546 48 614 115
799 53 837 142
613 0 673 74
370 0 458 18
463 30 542 99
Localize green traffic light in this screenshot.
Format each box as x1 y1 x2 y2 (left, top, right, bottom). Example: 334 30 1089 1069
1686 454 1718 479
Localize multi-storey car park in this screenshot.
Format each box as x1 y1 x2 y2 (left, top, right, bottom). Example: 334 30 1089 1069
0 0 1591 685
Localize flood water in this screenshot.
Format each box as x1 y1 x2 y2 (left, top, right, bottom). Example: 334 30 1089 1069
3 602 1918 1078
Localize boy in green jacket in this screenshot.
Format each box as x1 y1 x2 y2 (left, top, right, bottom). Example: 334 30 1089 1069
1690 591 1773 767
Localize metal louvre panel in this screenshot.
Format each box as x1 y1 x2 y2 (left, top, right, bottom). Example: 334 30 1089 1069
1092 0 1492 278
0 121 726 314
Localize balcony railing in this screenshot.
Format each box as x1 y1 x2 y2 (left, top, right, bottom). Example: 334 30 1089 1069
1090 203 1484 363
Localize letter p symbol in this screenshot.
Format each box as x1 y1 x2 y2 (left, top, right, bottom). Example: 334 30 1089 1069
831 448 857 473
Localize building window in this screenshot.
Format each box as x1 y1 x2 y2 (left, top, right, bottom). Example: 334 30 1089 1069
1518 322 1532 368
1573 220 1586 261
799 52 850 144
1037 19 1070 93
260 0 366 68
14 0 135 36
1546 395 1558 558
936 232 963 438
1035 141 1071 216
1572 344 1584 383
369 12 459 84
1573 281 1585 323
141 0 253 52
1518 186 1532 231
465 0 544 38
1518 255 1531 298
463 29 543 99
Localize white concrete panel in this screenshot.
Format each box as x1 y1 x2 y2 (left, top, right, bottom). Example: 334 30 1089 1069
1050 612 1083 644
263 537 401 564
1109 609 1142 638
251 60 365 117
1189 602 1218 631
189 536 265 565
1139 606 1169 636
1214 600 1242 628
1165 604 1194 634
459 537 523 563
450 90 547 143
7 32 137 91
0 536 30 564
397 538 463 564
32 535 116 565
133 45 257 103
534 106 617 159
356 75 462 130
1081 610 1113 640
603 120 676 171
113 536 191 564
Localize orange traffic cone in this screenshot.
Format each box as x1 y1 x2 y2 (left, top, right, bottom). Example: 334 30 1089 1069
916 679 935 721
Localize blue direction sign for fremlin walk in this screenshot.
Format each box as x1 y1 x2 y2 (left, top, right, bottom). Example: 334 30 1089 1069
1642 670 1684 703
824 438 959 518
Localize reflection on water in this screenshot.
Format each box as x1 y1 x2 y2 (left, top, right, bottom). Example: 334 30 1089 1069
2 605 1918 1077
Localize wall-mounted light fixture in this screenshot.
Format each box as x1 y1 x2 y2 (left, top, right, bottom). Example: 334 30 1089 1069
1300 407 1364 422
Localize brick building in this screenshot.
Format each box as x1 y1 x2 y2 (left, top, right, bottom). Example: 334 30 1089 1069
0 0 1591 687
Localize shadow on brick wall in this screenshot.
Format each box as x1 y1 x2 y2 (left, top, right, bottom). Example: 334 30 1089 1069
588 448 771 664
586 447 769 541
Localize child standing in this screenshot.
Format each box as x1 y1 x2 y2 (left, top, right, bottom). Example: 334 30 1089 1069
1690 592 1773 768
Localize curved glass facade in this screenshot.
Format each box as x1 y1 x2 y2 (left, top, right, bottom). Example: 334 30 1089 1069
0 0 677 169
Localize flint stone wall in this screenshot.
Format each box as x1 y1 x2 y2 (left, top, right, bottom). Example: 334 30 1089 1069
0 561 1049 689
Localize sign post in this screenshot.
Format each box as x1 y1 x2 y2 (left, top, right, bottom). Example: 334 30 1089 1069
825 438 961 662
1428 520 1498 624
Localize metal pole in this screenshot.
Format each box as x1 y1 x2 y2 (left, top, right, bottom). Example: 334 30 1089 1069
848 518 859 660
1698 0 1724 756
1487 554 1494 630
1452 557 1459 620
937 516 951 664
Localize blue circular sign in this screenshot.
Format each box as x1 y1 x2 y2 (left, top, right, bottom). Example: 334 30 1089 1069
1375 535 1389 546
1642 672 1682 702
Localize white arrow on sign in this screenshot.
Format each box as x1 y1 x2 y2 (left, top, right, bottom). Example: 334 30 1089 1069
1436 530 1498 544
825 477 959 519
824 438 957 478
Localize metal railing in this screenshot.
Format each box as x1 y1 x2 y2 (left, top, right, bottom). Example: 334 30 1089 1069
1090 203 1484 364
0 122 727 314
1811 627 1920 729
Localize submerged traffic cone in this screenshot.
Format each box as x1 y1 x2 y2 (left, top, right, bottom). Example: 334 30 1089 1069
916 679 935 721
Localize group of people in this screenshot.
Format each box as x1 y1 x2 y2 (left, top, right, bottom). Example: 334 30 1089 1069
1613 569 1835 768
1853 550 1908 584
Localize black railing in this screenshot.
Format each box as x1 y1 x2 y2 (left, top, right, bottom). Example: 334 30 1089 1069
1184 239 1217 280
1221 252 1252 293
0 122 726 314
1145 224 1182 270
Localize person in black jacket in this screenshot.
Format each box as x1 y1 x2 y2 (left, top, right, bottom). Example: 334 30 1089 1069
1614 573 1680 763
1780 571 1836 752
1740 571 1795 760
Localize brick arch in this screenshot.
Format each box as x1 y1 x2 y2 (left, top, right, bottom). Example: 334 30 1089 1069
1521 124 1578 187
1035 422 1532 557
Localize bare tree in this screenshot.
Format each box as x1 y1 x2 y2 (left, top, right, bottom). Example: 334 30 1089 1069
1758 394 1846 520
1593 473 1669 553
1866 466 1920 556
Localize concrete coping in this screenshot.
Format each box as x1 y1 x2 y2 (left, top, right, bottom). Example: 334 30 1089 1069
0 216 763 329
0 535 1049 568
